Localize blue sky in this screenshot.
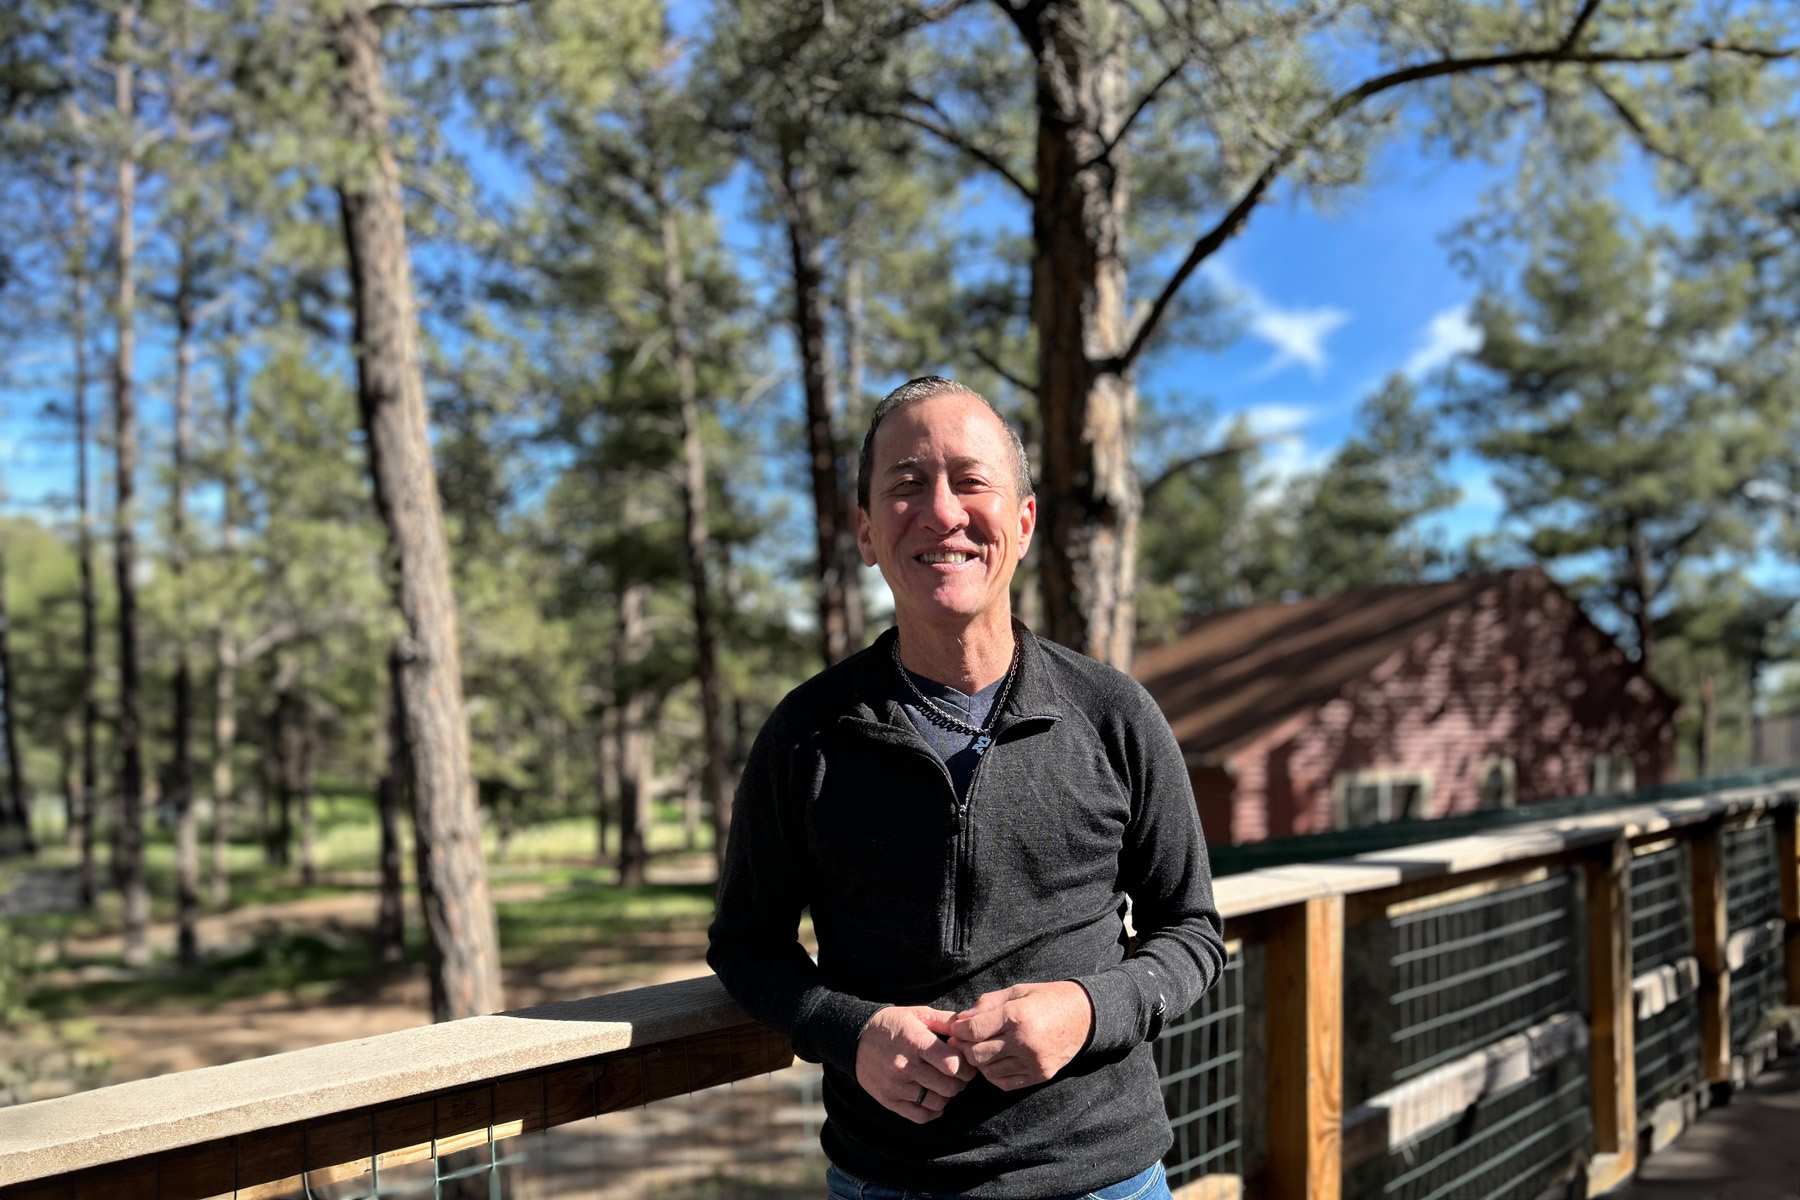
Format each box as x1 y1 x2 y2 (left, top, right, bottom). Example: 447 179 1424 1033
1137 147 1506 546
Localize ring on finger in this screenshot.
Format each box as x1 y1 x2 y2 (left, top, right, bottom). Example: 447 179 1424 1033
915 1083 929 1106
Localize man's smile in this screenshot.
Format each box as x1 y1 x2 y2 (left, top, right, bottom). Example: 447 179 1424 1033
918 550 979 565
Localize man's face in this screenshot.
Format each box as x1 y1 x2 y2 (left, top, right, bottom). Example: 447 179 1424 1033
854 391 1036 632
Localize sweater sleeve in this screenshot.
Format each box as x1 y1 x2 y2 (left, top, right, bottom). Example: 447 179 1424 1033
1072 685 1227 1055
706 710 886 1075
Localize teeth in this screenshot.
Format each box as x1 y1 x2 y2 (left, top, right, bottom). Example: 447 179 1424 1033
919 552 973 564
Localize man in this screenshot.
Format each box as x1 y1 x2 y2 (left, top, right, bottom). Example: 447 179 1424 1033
708 376 1225 1199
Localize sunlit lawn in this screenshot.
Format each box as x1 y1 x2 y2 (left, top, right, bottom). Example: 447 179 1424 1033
4 790 719 1018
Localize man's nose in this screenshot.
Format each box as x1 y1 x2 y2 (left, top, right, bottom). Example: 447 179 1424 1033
922 476 966 531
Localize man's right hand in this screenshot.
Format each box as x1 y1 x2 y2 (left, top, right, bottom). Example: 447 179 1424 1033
855 1006 977 1124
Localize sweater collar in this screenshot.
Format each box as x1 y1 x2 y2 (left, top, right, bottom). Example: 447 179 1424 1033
845 621 1065 741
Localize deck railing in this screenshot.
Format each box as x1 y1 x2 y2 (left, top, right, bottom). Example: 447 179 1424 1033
2 780 1796 1200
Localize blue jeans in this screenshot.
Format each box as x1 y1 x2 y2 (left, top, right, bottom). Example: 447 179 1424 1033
825 1160 1170 1200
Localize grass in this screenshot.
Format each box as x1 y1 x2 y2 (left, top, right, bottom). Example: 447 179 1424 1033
6 793 722 1020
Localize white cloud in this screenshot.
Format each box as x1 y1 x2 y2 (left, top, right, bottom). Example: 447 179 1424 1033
1206 261 1350 379
1403 304 1482 378
1249 306 1351 377
1238 403 1314 438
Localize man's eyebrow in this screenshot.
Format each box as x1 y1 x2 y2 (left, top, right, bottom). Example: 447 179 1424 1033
883 455 923 474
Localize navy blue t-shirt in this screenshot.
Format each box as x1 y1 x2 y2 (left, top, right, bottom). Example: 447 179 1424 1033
895 664 1005 801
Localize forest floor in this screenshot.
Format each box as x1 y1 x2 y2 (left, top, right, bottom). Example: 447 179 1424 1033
2 800 832 1198
0 797 727 1098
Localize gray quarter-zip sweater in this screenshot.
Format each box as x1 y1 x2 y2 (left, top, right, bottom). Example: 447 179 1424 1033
706 625 1225 1198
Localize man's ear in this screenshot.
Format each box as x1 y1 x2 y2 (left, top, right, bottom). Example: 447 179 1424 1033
1016 494 1036 558
854 505 879 567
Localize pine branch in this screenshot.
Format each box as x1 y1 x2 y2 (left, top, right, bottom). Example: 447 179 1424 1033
968 344 1036 395
1086 54 1191 168
370 0 535 17
1143 437 1259 500
864 102 1035 200
1112 30 1799 373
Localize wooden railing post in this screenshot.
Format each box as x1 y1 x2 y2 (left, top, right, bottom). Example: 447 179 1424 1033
1582 834 1635 1177
1689 821 1732 1089
1777 800 1800 1005
1264 895 1343 1200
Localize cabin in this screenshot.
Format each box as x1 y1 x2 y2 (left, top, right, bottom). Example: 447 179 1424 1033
1134 568 1679 846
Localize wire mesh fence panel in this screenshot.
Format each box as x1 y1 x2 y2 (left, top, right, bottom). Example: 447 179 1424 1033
1629 843 1694 975
1729 945 1785 1055
1723 822 1780 935
1156 950 1244 1188
1633 991 1702 1121
1386 873 1582 1083
261 1062 827 1200
1345 1053 1594 1200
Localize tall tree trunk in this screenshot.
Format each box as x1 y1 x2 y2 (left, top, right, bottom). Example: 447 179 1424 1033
594 705 614 863
778 147 864 665
0 552 31 857
613 576 652 889
171 234 199 967
842 245 867 436
297 700 317 887
71 157 100 906
377 644 407 965
1022 1 1138 668
269 677 294 868
330 0 501 1021
1697 671 1716 779
1628 522 1656 673
211 320 244 908
112 8 150 965
652 162 731 880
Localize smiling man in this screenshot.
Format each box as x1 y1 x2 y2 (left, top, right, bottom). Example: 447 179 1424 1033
708 376 1225 1199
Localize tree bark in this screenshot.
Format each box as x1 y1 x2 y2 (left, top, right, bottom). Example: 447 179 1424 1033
268 668 294 868
1023 0 1139 668
112 7 150 965
1697 671 1716 779
842 245 867 436
594 705 614 862
211 320 243 908
1628 523 1657 672
0 552 31 857
297 700 317 887
377 643 407 965
71 156 100 906
330 0 501 1021
613 575 651 889
777 146 864 665
652 160 730 880
171 230 199 967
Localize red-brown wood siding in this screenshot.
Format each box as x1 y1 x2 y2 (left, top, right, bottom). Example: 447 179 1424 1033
1216 572 1675 843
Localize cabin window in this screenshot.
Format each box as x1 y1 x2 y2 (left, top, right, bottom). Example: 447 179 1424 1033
1591 753 1636 796
1334 770 1431 828
1479 756 1517 809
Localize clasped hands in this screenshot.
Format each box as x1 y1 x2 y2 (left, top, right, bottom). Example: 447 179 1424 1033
854 981 1093 1123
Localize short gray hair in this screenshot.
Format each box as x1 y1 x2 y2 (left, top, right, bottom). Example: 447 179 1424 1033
855 376 1035 509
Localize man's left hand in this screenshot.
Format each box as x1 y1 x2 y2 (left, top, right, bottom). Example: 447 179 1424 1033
947 981 1093 1091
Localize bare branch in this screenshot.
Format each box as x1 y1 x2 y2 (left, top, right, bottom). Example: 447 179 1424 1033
864 105 1036 200
1143 437 1259 500
1087 54 1191 167
1556 0 1606 53
1113 32 1800 373
968 344 1037 395
371 0 534 17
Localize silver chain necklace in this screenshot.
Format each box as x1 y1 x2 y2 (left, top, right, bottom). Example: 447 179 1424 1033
891 635 1020 757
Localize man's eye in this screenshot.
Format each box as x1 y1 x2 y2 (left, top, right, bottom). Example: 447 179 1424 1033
958 476 989 490
892 479 922 493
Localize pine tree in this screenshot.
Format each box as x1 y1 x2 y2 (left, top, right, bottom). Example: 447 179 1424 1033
1454 197 1789 671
